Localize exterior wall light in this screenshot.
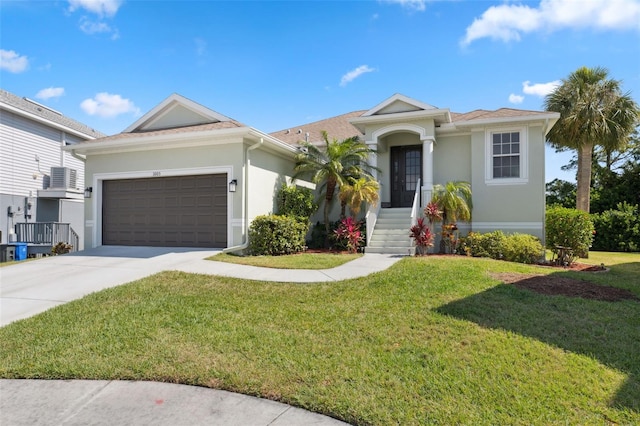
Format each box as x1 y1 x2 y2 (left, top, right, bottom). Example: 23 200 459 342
229 179 237 193
84 187 93 198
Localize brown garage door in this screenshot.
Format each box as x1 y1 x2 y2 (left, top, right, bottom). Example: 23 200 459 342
102 174 227 247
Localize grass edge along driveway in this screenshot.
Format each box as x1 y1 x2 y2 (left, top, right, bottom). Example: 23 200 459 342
1 254 638 425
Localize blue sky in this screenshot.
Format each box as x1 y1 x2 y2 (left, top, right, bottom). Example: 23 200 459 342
2 0 639 183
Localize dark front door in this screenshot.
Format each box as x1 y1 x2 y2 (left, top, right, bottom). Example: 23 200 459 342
391 145 422 208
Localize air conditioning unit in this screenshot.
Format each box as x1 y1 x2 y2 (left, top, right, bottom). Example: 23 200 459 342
50 167 77 189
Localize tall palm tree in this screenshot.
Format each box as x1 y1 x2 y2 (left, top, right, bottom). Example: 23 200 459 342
431 181 472 253
292 131 377 237
544 66 639 212
339 176 380 218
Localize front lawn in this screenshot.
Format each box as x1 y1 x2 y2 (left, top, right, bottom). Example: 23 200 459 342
208 252 361 269
1 254 638 424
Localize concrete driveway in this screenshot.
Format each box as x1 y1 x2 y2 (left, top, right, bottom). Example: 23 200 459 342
0 246 220 327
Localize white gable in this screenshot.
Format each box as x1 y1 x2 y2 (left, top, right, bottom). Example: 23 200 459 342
362 94 437 117
123 93 232 133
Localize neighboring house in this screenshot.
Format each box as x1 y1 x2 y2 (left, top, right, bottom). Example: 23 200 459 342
66 93 559 254
0 89 105 255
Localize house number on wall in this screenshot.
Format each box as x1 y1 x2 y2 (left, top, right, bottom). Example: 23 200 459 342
152 171 161 177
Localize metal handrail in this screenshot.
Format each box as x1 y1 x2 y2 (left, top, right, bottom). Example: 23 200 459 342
365 193 382 246
410 178 421 227
14 222 78 252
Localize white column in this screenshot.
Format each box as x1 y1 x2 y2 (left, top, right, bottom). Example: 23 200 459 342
366 141 378 182
421 137 435 207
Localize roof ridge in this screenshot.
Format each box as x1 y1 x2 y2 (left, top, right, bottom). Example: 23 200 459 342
0 88 106 138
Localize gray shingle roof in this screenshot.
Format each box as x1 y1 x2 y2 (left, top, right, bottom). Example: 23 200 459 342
274 107 553 145
270 110 367 145
0 89 106 139
85 120 247 144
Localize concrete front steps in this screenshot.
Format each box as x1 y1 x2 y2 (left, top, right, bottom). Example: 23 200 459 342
366 208 414 255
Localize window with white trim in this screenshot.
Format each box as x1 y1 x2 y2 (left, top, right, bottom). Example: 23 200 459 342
492 131 520 178
485 128 528 185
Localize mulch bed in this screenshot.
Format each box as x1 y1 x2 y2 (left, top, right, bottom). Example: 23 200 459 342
491 272 639 302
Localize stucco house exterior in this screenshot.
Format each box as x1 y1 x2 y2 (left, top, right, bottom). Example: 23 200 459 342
0 89 105 255
66 93 559 254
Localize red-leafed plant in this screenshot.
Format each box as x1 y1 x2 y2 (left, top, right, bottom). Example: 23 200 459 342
334 217 364 254
409 217 434 256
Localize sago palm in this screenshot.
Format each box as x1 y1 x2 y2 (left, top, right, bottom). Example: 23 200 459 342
339 176 380 218
431 181 472 224
431 181 473 254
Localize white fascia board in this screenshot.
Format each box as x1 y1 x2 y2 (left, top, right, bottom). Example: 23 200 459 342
123 93 232 133
64 127 251 155
350 108 451 128
0 102 99 140
361 93 438 117
246 128 298 156
453 112 560 129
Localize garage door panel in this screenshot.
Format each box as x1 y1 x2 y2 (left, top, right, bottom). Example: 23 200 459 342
102 174 227 247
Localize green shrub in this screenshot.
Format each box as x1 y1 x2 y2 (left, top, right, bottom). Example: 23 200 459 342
546 206 594 258
461 231 543 264
502 233 544 264
248 215 308 256
276 184 317 223
591 202 640 252
461 231 506 259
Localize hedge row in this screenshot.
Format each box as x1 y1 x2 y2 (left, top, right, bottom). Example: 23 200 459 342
460 231 544 264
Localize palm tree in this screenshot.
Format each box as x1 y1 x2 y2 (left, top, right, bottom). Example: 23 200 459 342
431 181 472 253
544 66 639 212
339 176 380 218
292 131 377 238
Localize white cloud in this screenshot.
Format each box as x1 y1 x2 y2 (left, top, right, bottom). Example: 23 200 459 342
80 92 139 118
0 49 29 73
68 0 122 18
70 1 121 39
462 0 640 46
383 0 427 12
36 87 65 100
509 94 525 104
340 65 376 87
80 17 112 34
522 80 561 96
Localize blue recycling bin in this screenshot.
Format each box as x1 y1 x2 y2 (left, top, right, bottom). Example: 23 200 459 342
13 242 27 261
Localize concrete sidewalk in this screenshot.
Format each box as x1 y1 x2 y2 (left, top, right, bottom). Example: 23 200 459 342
0 380 349 425
1 247 403 425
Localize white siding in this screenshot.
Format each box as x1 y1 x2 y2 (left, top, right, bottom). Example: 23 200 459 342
0 110 84 196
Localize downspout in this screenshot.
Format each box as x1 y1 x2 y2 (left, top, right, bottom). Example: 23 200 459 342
69 149 87 163
223 137 264 254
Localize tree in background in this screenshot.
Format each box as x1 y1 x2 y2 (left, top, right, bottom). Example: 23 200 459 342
547 127 639 212
544 66 639 212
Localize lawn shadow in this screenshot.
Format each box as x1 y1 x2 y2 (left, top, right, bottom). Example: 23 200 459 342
436 271 640 412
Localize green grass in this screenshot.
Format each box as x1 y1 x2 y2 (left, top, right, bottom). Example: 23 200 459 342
208 252 361 269
1 253 639 425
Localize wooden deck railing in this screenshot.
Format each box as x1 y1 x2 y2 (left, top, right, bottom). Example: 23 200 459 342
14 222 79 252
